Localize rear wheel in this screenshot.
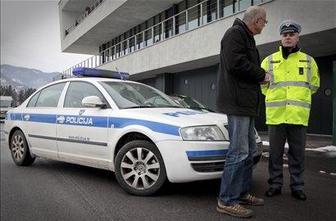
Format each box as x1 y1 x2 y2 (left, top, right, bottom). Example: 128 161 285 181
115 140 166 196
10 130 35 166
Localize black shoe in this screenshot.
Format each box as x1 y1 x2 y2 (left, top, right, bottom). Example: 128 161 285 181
265 188 281 197
291 190 307 201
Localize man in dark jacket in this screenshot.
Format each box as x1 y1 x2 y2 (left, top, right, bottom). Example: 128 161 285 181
216 6 271 218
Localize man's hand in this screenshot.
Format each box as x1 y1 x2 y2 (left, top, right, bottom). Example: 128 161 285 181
260 72 272 84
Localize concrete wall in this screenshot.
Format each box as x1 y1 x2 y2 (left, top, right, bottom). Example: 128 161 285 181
60 0 182 54
100 0 336 78
60 0 127 54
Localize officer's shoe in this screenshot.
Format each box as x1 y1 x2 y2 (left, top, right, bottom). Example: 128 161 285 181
291 190 307 201
239 194 264 206
265 188 281 197
217 200 254 218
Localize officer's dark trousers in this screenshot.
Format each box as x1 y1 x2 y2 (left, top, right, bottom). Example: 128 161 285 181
268 124 307 191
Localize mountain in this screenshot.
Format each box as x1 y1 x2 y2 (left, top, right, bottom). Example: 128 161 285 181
0 64 62 90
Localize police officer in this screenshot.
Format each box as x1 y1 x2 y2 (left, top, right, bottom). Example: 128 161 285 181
261 20 320 201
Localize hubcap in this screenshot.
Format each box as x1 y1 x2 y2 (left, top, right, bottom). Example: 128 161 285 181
120 147 160 190
11 135 25 161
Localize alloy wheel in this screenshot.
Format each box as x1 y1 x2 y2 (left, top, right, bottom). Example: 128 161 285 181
120 147 160 190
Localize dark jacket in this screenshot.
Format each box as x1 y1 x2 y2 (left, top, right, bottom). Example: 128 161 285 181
216 18 266 117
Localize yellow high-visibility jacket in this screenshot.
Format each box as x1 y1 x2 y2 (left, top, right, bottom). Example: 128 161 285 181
261 47 320 126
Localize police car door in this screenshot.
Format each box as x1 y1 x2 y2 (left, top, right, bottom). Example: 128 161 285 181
56 81 110 168
22 82 66 159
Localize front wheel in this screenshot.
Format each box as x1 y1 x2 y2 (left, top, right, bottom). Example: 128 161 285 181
10 130 35 166
115 140 166 196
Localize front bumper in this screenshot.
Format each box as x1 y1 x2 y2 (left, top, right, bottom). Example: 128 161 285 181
156 140 263 183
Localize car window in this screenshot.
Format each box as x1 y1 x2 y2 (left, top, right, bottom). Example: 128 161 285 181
27 92 41 107
35 83 66 108
64 81 107 108
100 81 180 109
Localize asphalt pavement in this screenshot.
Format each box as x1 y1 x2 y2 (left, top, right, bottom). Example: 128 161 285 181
1 125 336 221
258 131 333 149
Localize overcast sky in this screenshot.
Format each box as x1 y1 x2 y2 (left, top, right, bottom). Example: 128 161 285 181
1 0 91 73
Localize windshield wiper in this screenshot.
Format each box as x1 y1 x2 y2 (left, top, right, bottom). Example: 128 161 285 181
155 105 184 108
124 105 183 109
124 105 154 109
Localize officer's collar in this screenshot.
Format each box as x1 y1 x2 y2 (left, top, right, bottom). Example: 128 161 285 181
279 45 300 59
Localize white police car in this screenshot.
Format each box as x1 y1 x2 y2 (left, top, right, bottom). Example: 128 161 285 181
3 68 263 195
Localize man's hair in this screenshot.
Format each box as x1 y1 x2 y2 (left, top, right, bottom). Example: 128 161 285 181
242 6 266 23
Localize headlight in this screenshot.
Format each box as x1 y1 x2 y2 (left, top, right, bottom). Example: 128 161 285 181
180 126 225 141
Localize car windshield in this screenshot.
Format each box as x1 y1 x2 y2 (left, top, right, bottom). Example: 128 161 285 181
182 96 207 109
100 81 181 109
170 95 210 110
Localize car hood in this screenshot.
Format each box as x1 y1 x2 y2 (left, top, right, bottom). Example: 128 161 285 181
115 108 227 128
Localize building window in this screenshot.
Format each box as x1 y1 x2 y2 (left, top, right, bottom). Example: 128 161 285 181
188 4 201 30
147 17 154 28
175 12 186 34
153 24 162 43
187 0 199 8
145 29 153 46
136 33 144 50
111 46 116 60
252 0 263 5
116 43 121 58
177 1 187 13
164 18 174 39
222 0 235 17
238 0 251 11
122 41 128 56
202 0 217 24
129 37 135 53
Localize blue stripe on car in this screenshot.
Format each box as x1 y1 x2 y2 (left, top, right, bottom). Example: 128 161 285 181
8 113 180 136
186 149 228 158
9 113 22 121
28 114 57 123
109 117 180 136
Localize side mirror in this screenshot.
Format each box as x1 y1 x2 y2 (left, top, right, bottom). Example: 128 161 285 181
82 96 107 108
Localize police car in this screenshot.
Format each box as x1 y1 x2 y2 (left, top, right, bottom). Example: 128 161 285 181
3 68 263 196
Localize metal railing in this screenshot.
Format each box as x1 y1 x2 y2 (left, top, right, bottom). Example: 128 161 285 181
64 0 105 37
62 0 267 76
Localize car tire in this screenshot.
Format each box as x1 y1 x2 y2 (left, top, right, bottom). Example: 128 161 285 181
10 130 35 166
115 140 166 196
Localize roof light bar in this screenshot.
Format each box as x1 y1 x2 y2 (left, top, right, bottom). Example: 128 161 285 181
72 67 129 80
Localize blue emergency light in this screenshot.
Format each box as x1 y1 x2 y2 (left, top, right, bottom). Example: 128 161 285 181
72 67 129 80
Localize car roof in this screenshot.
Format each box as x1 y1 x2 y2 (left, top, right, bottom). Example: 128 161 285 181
46 77 142 87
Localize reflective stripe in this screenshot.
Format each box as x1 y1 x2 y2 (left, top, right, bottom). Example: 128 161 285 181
266 100 311 109
269 81 310 89
268 55 274 83
306 55 312 82
310 85 319 91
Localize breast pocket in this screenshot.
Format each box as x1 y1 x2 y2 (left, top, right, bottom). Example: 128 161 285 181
297 64 310 82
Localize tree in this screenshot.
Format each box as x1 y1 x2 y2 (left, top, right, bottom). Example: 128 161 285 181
0 85 36 106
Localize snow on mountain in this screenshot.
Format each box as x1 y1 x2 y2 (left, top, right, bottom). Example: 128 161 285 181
0 64 62 90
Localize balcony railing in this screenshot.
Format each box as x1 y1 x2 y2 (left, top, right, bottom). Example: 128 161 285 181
64 0 105 37
62 0 269 76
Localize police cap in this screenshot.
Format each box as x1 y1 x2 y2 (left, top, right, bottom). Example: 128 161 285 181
279 20 301 34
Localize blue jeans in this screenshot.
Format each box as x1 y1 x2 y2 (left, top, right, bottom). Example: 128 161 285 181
219 115 257 205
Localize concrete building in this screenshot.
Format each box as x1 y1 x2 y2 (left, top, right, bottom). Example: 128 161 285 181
59 0 336 136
